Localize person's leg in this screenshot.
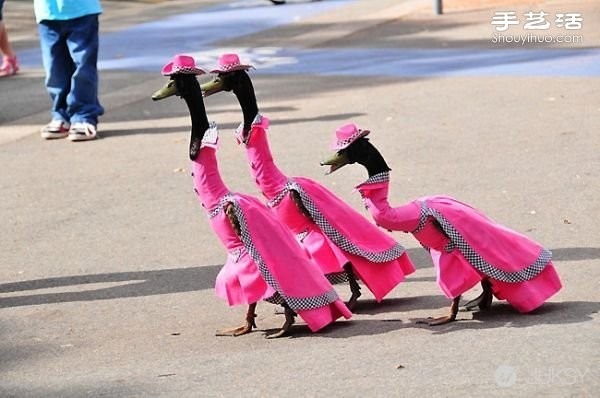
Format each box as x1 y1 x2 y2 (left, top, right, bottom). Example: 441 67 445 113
0 1 19 77
38 20 73 138
39 20 73 122
65 14 103 132
0 23 15 58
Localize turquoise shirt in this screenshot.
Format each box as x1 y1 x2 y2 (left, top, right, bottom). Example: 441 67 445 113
34 0 103 23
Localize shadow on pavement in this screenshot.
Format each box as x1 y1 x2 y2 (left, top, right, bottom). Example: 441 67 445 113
304 300 600 339
351 295 447 316
2 247 596 309
420 301 600 335
0 265 222 309
551 247 600 262
261 318 407 340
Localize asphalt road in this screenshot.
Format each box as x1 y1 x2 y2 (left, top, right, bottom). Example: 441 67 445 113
1 0 599 396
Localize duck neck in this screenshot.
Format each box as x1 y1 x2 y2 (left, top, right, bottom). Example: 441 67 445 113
182 82 210 140
232 75 259 135
356 141 391 177
182 78 231 208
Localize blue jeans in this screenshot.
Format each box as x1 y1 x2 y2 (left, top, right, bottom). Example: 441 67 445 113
38 14 104 125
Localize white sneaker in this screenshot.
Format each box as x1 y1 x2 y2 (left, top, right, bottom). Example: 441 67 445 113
41 119 71 139
68 122 98 141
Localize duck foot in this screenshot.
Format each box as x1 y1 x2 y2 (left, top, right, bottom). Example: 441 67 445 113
215 320 255 336
216 303 257 336
418 314 456 326
417 296 460 326
344 263 361 310
265 305 296 339
462 280 493 311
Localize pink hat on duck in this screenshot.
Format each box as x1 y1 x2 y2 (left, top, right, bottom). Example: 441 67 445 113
331 123 370 151
210 53 254 73
161 54 206 76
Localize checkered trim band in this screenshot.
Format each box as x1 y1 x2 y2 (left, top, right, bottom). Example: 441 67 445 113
444 241 456 253
417 201 552 283
207 193 235 219
326 271 350 285
267 184 289 208
335 129 369 149
170 66 205 75
218 63 252 72
360 171 390 186
235 113 262 146
412 201 428 234
228 197 340 311
269 180 406 263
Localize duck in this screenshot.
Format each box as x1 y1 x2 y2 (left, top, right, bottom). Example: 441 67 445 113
321 124 562 325
199 53 416 310
152 54 351 338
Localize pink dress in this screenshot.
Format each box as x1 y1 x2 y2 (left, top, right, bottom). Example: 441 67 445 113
355 172 562 313
239 115 415 302
192 125 351 332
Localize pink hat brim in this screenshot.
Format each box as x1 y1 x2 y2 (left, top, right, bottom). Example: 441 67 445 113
210 64 254 74
161 62 207 76
331 129 370 151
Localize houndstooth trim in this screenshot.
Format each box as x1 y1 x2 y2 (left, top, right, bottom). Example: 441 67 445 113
269 180 406 263
417 201 552 283
444 241 456 253
228 197 340 311
326 271 350 285
360 172 390 186
235 113 262 145
335 129 370 149
412 201 428 234
207 193 236 219
164 66 206 76
215 63 253 72
267 184 289 208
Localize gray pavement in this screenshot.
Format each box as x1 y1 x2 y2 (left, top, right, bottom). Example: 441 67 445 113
1 0 599 397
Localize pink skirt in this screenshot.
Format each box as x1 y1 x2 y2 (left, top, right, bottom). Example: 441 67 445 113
300 225 348 274
490 262 562 313
215 248 276 306
302 223 415 301
433 249 562 312
347 252 415 302
299 301 353 332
